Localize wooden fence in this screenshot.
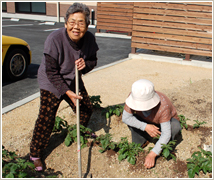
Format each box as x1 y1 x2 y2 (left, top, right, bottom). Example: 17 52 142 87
97 2 134 35
97 2 212 58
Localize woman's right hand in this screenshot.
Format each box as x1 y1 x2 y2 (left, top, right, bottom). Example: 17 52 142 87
145 124 161 138
66 90 83 106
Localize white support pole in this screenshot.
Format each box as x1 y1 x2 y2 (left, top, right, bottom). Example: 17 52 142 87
75 65 82 178
57 2 60 23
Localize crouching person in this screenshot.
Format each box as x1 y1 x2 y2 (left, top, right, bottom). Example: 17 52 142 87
122 79 182 169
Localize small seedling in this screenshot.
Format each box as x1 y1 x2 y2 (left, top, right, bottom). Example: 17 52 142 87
52 116 68 132
190 78 192 84
89 95 102 109
178 114 189 130
161 140 177 161
187 147 212 178
102 105 124 119
2 146 17 160
193 120 207 129
64 124 93 148
96 133 117 153
117 137 144 165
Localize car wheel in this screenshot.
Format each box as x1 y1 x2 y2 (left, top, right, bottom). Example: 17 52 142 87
4 48 29 81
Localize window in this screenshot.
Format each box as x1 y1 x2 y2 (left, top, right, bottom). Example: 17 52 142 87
15 2 46 14
2 2 7 12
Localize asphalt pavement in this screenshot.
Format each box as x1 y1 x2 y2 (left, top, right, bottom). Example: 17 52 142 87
2 19 131 109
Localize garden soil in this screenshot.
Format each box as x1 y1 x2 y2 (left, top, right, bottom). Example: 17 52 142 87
2 58 212 178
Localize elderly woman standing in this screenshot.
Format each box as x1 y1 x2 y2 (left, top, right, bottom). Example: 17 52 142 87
29 3 99 171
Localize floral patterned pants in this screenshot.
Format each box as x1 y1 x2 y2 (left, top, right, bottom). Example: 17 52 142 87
30 88 93 158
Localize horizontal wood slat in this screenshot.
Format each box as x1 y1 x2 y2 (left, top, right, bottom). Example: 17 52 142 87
97 14 133 21
133 19 212 32
97 22 132 29
131 42 212 57
133 26 212 38
132 31 212 44
97 10 132 17
132 37 212 51
133 14 212 25
98 18 133 25
97 7 133 13
134 7 212 19
97 2 133 34
97 2 133 9
97 25 132 33
134 2 212 12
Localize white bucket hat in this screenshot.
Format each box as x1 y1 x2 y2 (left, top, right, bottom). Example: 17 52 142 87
125 79 160 111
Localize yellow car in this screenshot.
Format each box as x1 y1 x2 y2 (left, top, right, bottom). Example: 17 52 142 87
2 35 31 81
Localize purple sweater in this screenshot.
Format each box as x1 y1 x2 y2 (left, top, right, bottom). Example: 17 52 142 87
37 27 99 98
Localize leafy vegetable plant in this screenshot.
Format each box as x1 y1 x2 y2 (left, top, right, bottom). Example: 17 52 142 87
117 137 144 165
89 95 102 109
187 147 212 178
178 114 189 130
52 116 68 132
64 124 93 148
102 105 124 119
161 140 177 161
2 146 35 178
96 133 117 153
193 120 207 129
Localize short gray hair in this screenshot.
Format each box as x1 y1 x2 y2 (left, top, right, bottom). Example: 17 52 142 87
65 2 90 27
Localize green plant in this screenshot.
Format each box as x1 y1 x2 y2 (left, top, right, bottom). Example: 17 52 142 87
52 116 68 132
2 146 35 178
2 145 17 161
187 147 212 178
193 120 207 129
178 114 189 130
161 140 177 161
102 105 124 119
117 137 144 165
64 124 93 148
89 95 102 109
96 133 117 153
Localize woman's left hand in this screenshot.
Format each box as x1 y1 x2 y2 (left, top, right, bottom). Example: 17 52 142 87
75 58 86 71
144 151 157 169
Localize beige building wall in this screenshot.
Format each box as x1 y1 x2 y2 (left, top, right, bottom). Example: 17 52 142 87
3 2 97 23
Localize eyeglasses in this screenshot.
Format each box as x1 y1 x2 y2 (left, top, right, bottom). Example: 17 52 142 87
68 20 86 28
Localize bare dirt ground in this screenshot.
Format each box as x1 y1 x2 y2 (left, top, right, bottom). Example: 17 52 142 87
2 58 212 178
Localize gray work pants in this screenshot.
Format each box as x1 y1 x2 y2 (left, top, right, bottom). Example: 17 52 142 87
128 118 182 146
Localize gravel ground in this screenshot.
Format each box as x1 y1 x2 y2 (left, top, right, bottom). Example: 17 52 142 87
2 58 212 178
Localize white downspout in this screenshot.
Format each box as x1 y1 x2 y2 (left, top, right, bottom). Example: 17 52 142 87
57 2 60 22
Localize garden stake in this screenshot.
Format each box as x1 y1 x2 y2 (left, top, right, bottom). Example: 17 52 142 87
75 64 82 178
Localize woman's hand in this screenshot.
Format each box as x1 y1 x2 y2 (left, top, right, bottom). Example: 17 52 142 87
145 124 161 138
75 58 86 71
66 90 83 106
144 151 157 169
